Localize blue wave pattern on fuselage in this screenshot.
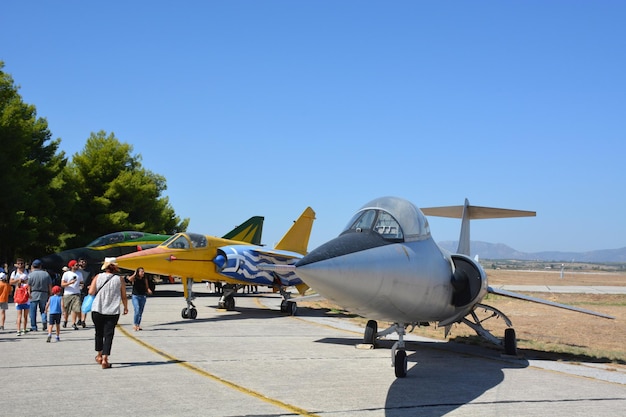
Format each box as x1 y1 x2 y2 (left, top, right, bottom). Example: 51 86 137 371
219 246 302 286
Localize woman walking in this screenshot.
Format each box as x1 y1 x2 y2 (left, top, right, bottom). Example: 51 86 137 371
127 267 152 331
89 257 128 369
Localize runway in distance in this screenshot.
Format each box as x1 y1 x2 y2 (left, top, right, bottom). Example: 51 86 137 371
40 231 171 276
115 208 315 318
286 197 614 378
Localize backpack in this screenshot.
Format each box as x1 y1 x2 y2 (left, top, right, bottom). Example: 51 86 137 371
15 285 29 304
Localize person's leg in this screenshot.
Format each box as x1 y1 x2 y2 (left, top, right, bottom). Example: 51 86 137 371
132 295 140 329
39 299 47 330
136 295 146 328
22 309 29 332
62 297 69 327
29 300 38 330
102 314 120 355
71 295 80 329
16 306 21 334
47 314 52 342
101 314 120 368
1 307 6 329
92 311 105 357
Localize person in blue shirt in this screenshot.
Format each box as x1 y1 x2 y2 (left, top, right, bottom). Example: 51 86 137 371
45 285 63 342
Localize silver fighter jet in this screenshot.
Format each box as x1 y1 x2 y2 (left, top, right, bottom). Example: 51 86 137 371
293 196 614 377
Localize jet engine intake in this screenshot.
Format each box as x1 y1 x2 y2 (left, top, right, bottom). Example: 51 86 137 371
213 248 244 274
450 254 486 307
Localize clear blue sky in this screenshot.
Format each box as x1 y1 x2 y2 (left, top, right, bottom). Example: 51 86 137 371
2 1 624 253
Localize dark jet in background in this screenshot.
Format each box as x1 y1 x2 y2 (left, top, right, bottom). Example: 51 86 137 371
40 231 171 278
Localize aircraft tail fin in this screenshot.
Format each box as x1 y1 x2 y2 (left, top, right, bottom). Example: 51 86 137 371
421 199 535 256
221 216 264 245
274 207 316 255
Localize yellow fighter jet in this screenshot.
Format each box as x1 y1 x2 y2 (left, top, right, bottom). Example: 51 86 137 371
116 208 315 319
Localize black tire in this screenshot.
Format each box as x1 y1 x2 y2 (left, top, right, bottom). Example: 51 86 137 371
364 320 378 345
287 301 297 316
181 308 189 319
394 349 407 378
225 298 236 311
504 328 517 356
189 308 198 319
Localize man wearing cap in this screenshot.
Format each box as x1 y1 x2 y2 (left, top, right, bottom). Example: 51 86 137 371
28 259 52 332
61 260 83 330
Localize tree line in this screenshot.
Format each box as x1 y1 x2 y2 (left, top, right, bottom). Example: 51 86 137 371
0 61 188 264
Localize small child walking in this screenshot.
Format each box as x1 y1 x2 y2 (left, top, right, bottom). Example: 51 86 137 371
45 286 63 342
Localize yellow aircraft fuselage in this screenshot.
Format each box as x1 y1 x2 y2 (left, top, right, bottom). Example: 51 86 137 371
116 235 245 285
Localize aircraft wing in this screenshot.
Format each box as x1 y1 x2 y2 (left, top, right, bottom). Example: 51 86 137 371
488 286 615 319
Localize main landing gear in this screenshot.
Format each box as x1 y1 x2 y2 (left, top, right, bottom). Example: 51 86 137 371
461 303 518 356
180 278 301 318
217 284 238 311
362 305 518 378
216 284 298 315
278 286 298 316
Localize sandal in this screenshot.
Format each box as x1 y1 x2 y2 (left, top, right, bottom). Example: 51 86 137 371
101 362 112 369
95 355 103 364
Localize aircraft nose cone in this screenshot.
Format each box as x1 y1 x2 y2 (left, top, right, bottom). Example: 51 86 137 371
213 254 226 271
40 254 66 273
296 230 389 267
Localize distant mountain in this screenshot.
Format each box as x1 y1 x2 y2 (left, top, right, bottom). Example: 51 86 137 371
437 241 626 263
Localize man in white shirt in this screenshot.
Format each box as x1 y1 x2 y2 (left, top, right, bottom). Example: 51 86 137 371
61 260 83 330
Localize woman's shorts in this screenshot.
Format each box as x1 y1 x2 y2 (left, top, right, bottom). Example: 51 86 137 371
16 303 29 310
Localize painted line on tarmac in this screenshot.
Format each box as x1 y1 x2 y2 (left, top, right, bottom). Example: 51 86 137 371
118 325 320 417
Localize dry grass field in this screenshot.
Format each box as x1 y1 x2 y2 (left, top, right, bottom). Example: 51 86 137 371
300 269 626 367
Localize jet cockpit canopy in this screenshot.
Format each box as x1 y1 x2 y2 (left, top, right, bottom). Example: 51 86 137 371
343 196 431 242
162 233 208 249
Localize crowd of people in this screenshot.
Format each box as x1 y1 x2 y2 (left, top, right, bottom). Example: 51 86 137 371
0 256 149 369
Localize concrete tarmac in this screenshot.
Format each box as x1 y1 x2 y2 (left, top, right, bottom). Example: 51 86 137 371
1 284 624 417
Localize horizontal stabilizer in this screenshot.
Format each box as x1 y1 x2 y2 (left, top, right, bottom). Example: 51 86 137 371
488 286 615 319
422 199 536 256
421 205 536 219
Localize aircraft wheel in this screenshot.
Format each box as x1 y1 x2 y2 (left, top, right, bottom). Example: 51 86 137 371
218 301 226 309
181 308 189 319
394 349 407 378
504 328 517 356
286 301 297 316
280 300 287 313
189 308 198 320
364 320 378 345
225 298 236 311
